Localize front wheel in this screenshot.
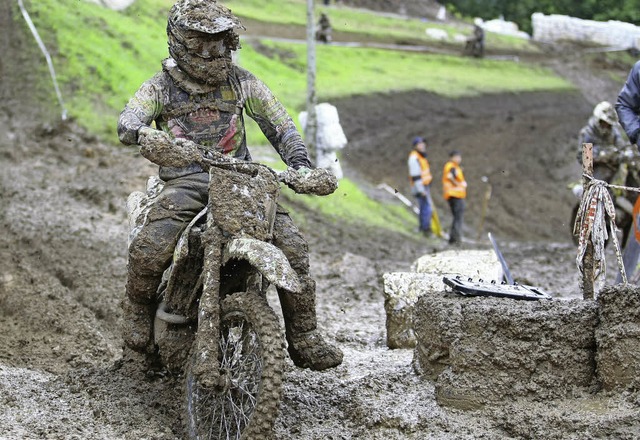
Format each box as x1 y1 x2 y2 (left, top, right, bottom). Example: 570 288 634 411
185 292 285 440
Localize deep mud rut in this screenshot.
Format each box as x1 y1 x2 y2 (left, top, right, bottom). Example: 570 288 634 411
3 3 640 439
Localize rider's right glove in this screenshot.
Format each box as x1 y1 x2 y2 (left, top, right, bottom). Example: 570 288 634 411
138 126 202 167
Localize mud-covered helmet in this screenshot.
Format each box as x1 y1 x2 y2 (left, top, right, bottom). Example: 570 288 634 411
593 101 618 126
167 0 244 59
166 0 244 84
168 0 244 36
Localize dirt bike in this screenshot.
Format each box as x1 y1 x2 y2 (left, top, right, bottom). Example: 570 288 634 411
316 28 332 44
570 145 640 247
463 37 484 58
127 152 337 440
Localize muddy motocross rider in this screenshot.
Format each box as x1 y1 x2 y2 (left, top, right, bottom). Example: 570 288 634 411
117 0 343 371
577 101 626 182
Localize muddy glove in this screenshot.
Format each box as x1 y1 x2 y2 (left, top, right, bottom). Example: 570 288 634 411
282 167 338 196
138 127 202 167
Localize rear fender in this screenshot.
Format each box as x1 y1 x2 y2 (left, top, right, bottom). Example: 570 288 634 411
222 237 301 293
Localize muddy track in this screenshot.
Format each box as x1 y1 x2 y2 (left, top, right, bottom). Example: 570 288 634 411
2 3 640 439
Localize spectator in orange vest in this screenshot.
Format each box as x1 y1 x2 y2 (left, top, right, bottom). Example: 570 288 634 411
408 136 433 236
443 150 467 245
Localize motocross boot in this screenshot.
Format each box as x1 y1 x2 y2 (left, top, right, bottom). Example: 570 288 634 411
122 270 159 354
121 298 156 354
278 276 343 371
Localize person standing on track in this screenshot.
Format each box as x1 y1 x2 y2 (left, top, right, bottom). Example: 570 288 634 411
443 150 467 245
407 136 433 237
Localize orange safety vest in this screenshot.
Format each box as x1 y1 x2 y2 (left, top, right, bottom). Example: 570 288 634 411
443 160 466 200
408 150 433 186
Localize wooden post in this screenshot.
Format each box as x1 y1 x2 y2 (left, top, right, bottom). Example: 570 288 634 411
581 142 595 300
305 0 318 164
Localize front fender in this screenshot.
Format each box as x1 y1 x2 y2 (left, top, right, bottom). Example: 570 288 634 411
222 237 301 293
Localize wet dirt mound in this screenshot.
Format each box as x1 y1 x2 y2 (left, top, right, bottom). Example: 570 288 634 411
3 2 640 438
413 292 599 409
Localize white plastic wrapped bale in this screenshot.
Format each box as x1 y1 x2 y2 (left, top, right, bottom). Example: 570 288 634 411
382 249 503 349
299 103 347 179
411 249 503 280
532 12 640 50
481 17 530 39
425 28 448 41
383 272 441 349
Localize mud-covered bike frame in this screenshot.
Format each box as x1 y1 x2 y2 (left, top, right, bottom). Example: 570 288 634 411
128 150 336 439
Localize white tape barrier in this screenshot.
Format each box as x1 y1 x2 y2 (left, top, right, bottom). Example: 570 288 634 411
18 0 67 120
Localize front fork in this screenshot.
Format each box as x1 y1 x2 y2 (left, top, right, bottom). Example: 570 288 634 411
192 222 223 388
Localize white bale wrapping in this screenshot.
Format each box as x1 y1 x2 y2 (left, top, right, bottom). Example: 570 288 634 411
411 249 503 281
383 273 443 349
532 12 640 49
299 103 347 179
480 18 530 39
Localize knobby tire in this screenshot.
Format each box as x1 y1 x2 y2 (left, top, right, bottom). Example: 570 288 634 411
185 292 285 440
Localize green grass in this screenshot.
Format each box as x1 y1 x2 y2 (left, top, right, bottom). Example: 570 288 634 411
243 39 571 104
20 0 573 233
281 178 417 234
240 40 572 145
227 0 540 53
24 0 570 144
24 0 171 138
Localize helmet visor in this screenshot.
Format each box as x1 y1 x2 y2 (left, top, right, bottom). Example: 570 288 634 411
171 26 228 59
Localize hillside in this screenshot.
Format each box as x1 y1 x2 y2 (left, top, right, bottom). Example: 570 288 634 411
2 1 640 439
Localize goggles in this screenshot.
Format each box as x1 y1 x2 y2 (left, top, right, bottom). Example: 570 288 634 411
171 26 228 59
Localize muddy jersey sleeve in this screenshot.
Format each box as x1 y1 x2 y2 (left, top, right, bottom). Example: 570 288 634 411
235 67 311 169
117 72 167 146
616 61 640 145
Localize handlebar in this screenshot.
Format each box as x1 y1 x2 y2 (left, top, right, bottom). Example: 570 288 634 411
196 145 338 197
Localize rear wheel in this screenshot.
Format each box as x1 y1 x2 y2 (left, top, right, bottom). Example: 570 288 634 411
185 292 285 440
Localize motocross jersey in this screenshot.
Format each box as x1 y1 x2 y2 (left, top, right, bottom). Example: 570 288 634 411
118 58 311 180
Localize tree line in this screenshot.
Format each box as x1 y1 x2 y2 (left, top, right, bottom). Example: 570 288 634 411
443 0 640 34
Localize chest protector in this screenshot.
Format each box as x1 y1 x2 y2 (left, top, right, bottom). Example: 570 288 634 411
159 65 247 157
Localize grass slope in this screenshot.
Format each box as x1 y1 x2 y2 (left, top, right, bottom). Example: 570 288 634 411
24 0 571 142
19 0 571 231
227 0 539 52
